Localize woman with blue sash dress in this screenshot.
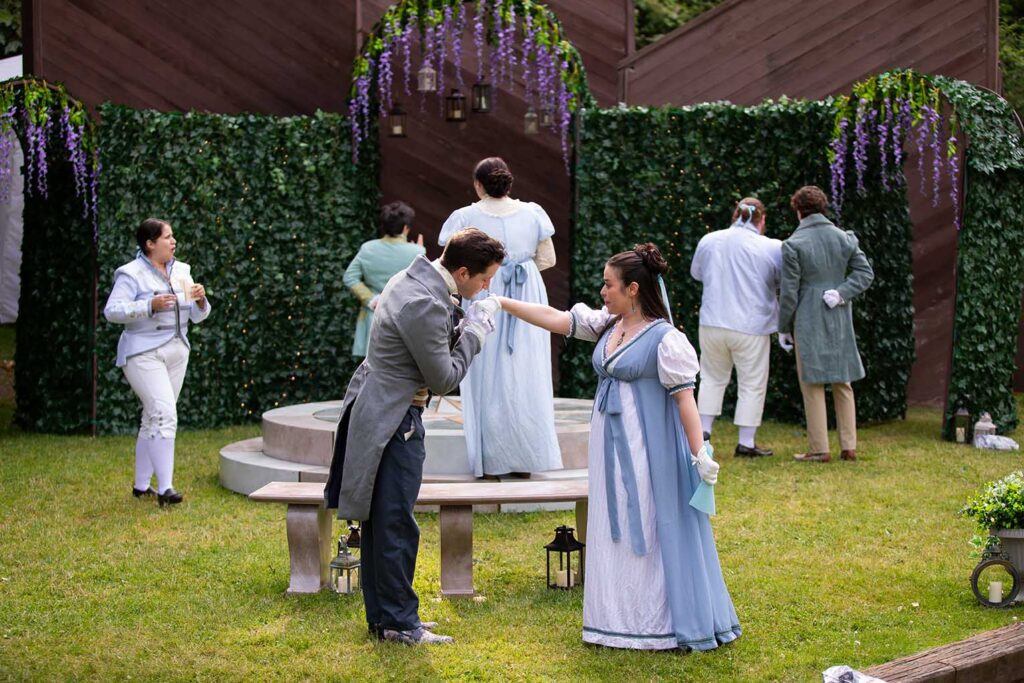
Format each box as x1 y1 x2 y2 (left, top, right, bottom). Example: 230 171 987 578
497 243 741 651
439 157 561 478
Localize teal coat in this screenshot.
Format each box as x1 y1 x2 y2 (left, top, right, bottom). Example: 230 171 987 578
778 213 874 384
343 236 425 356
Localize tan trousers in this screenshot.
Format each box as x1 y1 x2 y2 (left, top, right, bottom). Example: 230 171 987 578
794 339 857 453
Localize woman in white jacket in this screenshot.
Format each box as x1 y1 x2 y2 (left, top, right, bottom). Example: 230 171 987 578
104 218 211 506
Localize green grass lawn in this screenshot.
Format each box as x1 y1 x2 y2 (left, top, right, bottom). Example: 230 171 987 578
1 397 1023 682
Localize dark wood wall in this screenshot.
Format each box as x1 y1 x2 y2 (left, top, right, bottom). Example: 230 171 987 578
619 0 1002 406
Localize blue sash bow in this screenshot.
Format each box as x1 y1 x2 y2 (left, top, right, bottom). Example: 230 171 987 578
500 260 528 353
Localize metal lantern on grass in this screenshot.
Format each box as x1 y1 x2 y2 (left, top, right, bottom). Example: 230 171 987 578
472 81 492 113
417 64 437 93
445 89 467 122
524 107 540 135
545 525 584 590
387 104 408 138
954 406 971 444
974 412 997 441
329 537 360 594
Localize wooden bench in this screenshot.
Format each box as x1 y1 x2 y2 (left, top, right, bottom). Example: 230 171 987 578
863 622 1024 682
249 480 588 596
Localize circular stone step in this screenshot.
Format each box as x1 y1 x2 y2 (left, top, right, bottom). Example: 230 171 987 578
220 397 593 504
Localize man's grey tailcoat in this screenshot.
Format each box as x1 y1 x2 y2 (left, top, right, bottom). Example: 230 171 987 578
778 213 874 385
324 255 481 519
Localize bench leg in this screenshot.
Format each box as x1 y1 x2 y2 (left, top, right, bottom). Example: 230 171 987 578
439 504 474 597
575 500 588 583
285 503 332 594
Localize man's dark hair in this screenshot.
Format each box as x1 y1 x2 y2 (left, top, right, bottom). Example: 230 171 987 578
440 228 506 276
790 186 829 217
381 201 415 237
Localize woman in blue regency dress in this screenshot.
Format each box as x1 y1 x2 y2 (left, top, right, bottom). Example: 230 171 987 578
497 243 741 651
439 157 561 477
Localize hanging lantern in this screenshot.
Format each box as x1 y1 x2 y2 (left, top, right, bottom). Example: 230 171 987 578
387 104 408 138
545 525 584 590
345 521 361 550
417 64 437 93
539 106 555 128
446 89 467 122
329 536 361 594
524 107 540 135
954 406 971 444
472 81 492 113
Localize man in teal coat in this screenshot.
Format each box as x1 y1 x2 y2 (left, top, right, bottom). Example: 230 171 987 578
778 186 874 463
343 201 426 356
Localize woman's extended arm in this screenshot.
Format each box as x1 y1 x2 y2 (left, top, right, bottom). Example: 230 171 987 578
674 389 706 455
496 296 571 336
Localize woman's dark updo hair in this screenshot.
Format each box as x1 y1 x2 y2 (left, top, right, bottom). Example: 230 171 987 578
136 218 170 255
605 242 672 322
473 157 514 198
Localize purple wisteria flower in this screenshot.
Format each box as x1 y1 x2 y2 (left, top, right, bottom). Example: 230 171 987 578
829 117 850 217
851 99 871 195
422 24 435 112
453 1 467 92
878 97 891 192
0 110 15 204
891 97 909 185
491 2 503 106
929 107 942 207
557 55 572 171
916 104 932 195
522 12 537 103
400 20 414 97
948 136 961 230
503 3 517 89
378 33 395 116
474 0 486 84
437 7 453 113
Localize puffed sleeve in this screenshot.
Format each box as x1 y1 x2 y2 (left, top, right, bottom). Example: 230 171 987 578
526 201 555 241
658 328 699 395
567 303 616 342
439 207 469 246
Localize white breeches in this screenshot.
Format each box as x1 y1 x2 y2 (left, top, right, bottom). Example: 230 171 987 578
696 326 770 427
123 338 189 439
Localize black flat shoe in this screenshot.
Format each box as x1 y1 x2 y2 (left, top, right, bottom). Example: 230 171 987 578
132 486 157 498
734 443 774 458
157 488 184 507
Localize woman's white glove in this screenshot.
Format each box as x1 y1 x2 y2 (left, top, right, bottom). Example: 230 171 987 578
822 289 844 308
778 332 794 353
691 443 719 486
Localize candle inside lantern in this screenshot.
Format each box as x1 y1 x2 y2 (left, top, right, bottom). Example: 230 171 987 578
556 569 577 588
989 580 1003 603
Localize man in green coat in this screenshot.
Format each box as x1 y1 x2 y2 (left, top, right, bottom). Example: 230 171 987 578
778 186 874 463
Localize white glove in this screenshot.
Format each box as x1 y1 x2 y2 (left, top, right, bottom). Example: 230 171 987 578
368 295 379 311
472 294 502 318
822 289 844 309
691 443 719 486
461 299 498 346
778 332 794 353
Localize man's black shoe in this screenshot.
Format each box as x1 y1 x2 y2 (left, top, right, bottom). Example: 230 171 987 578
734 443 774 457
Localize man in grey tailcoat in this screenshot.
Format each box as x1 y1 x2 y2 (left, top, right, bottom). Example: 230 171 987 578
778 186 874 463
325 228 506 645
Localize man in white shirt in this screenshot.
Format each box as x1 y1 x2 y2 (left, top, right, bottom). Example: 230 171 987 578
690 198 783 457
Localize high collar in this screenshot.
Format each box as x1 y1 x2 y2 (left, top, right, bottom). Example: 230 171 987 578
381 235 408 244
430 258 459 296
475 195 522 217
797 213 832 230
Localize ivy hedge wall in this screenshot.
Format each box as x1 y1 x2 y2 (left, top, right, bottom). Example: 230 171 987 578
14 145 95 433
92 106 379 434
935 77 1024 437
563 101 916 424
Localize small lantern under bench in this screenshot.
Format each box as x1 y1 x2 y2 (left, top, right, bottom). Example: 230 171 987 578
545 525 584 590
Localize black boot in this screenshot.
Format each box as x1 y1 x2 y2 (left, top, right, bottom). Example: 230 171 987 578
132 486 157 498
